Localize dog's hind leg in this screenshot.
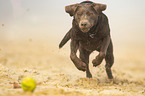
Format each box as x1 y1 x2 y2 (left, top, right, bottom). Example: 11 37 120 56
105 40 114 79
79 46 92 78
59 28 71 48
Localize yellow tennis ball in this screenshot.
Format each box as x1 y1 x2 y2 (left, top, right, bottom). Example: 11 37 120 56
21 77 36 92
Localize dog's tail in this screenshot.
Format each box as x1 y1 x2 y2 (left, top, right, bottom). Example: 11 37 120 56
59 28 71 48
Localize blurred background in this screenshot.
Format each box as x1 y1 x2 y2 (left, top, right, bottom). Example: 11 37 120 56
0 0 145 45
0 1 145 95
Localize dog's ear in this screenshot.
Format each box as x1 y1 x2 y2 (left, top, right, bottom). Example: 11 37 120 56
65 4 79 16
92 3 107 14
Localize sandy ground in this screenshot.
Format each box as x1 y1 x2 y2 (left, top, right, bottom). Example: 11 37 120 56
0 40 145 96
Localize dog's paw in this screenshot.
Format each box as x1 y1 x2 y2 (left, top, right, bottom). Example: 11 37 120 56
106 78 114 84
76 62 86 72
92 58 103 67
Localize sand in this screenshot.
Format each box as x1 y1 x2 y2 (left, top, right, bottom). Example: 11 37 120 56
0 40 144 96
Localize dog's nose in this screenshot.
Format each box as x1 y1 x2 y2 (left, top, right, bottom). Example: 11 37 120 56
81 22 87 27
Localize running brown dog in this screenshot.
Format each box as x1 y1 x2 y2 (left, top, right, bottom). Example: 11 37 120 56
59 1 114 79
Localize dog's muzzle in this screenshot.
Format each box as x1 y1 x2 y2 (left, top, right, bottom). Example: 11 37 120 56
79 20 91 32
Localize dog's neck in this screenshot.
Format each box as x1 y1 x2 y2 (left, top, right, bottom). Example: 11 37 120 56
88 15 101 38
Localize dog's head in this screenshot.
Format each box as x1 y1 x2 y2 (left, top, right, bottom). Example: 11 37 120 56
65 2 106 33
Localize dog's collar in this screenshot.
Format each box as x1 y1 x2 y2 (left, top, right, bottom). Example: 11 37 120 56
89 33 96 38
80 1 93 4
88 15 101 38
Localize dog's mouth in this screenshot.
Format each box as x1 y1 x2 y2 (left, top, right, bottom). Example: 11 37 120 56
80 27 90 32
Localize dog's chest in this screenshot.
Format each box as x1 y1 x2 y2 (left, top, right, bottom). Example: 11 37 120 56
78 35 103 51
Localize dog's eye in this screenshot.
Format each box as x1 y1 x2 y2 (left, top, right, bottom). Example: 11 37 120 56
87 12 93 16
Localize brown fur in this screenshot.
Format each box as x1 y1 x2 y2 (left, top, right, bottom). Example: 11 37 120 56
59 2 114 79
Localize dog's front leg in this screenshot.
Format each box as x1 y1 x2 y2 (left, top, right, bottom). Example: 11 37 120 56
70 40 87 71
92 35 110 67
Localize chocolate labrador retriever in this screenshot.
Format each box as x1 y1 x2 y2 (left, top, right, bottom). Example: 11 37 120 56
59 1 114 79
